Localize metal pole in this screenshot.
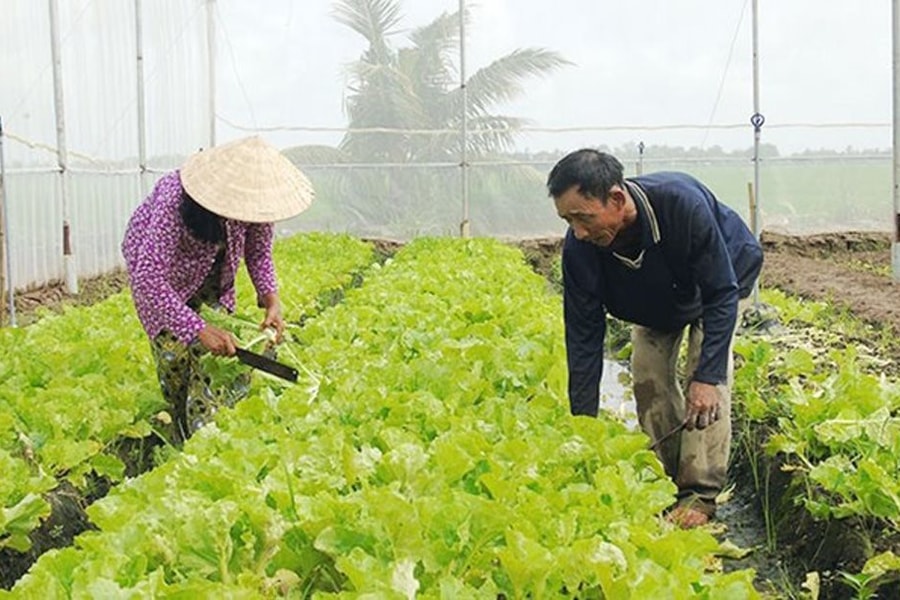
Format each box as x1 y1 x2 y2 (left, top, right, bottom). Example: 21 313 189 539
207 0 216 148
135 0 148 195
0 117 15 327
747 181 757 242
458 0 470 237
49 0 78 294
751 0 761 241
893 0 900 281
637 141 645 175
750 0 764 305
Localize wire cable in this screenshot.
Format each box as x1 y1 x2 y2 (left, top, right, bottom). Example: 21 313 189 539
700 0 750 149
7 0 96 123
216 114 892 135
88 0 206 157
5 118 892 164
216 2 258 131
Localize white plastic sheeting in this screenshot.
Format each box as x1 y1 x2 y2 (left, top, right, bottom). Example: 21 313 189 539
0 0 894 291
2 0 210 288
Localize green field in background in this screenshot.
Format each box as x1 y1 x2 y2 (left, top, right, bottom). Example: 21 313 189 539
674 159 891 233
291 158 894 238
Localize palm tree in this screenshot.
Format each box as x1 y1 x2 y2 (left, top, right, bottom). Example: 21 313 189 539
285 0 571 237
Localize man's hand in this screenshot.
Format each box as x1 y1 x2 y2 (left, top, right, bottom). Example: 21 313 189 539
685 381 721 431
197 324 237 356
260 292 285 342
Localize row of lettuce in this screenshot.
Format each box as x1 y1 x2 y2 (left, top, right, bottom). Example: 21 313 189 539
0 233 376 554
4 236 760 598
734 288 900 594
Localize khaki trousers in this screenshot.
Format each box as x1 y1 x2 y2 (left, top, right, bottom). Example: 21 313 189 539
630 320 735 506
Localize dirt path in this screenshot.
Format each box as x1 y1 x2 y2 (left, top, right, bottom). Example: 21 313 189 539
0 269 130 327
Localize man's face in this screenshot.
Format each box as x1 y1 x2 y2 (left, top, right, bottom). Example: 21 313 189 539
554 185 626 247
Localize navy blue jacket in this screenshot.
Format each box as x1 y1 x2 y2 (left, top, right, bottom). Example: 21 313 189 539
562 172 763 416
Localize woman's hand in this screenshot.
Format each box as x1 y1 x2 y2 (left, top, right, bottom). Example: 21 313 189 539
197 324 237 356
260 292 285 342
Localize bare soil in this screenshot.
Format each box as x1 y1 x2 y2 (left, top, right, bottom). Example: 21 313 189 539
0 268 130 327
516 231 899 341
760 231 898 336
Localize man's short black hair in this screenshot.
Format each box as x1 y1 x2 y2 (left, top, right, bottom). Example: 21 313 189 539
546 148 625 201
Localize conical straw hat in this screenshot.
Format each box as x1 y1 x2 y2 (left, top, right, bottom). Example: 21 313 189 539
180 136 315 223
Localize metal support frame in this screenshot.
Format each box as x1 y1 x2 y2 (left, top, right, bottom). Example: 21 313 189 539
458 0 470 237
135 0 148 196
750 0 764 305
893 0 900 280
0 116 15 327
207 0 216 148
49 0 78 294
637 141 645 175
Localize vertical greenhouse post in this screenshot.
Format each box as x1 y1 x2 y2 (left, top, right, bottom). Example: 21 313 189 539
637 141 645 175
893 0 900 281
458 0 470 238
749 0 764 304
135 0 148 195
207 0 217 148
49 0 78 294
0 116 15 327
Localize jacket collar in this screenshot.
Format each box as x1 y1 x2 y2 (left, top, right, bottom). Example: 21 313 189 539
600 180 661 270
624 179 662 247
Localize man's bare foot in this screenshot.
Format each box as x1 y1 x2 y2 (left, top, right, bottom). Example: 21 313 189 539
666 504 711 529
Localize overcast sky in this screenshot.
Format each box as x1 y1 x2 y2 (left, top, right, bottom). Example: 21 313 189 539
2 0 894 160
210 0 894 155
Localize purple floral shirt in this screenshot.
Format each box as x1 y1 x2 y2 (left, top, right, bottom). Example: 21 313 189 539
122 171 278 345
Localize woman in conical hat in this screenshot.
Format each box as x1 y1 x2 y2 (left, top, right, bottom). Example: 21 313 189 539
122 136 315 443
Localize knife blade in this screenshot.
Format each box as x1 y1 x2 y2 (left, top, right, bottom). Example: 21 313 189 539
234 348 298 383
649 420 688 452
